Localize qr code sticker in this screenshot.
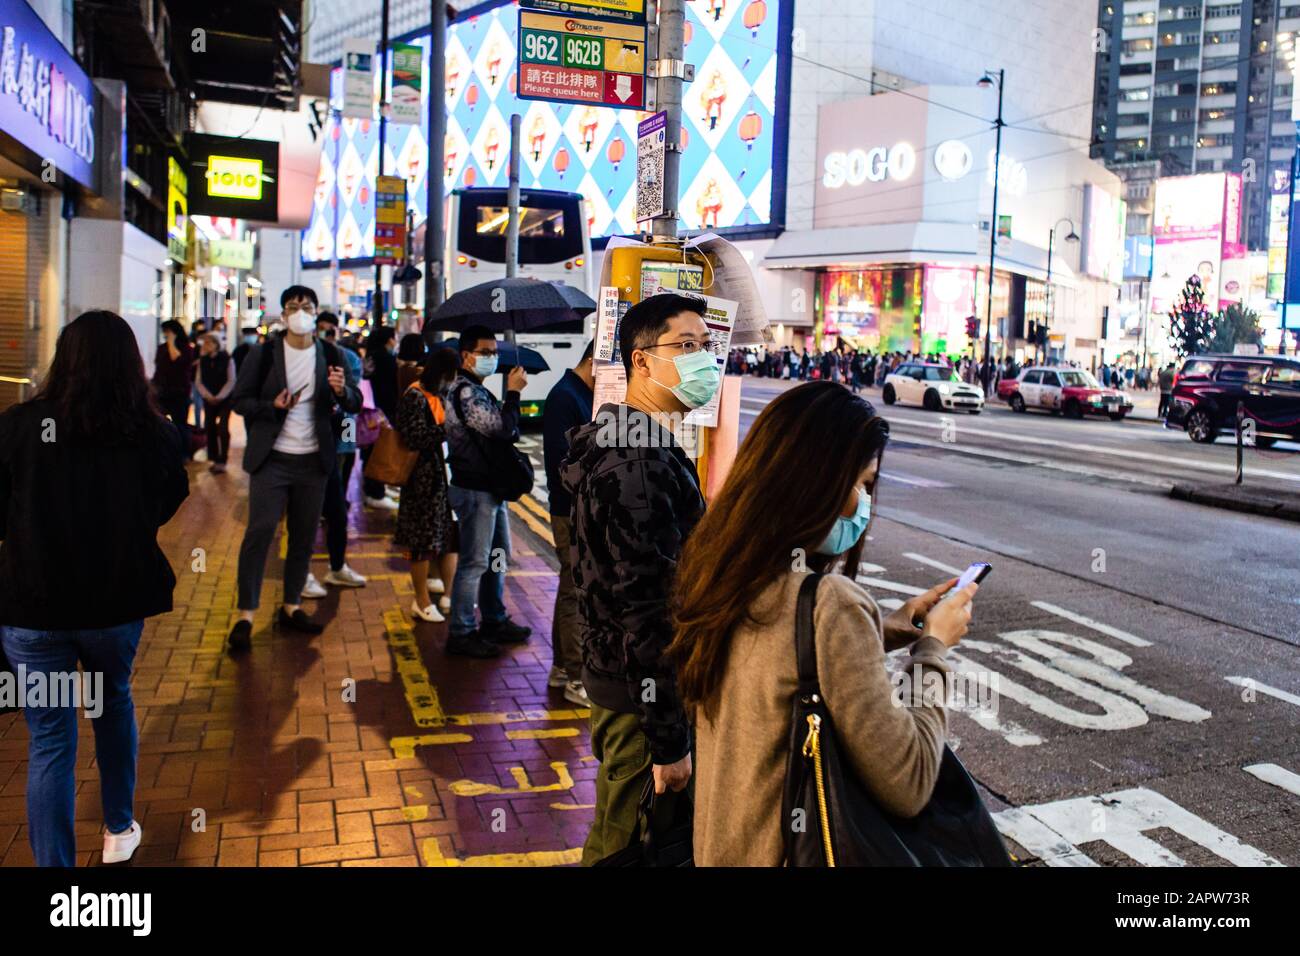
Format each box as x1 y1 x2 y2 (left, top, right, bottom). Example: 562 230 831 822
636 132 664 221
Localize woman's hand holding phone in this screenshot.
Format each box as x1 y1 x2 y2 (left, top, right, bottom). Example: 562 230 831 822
925 581 979 648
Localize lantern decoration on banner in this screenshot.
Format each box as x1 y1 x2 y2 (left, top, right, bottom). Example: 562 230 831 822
708 0 725 22
739 111 762 150
331 123 340 142
464 166 477 187
508 72 516 95
684 21 693 45
744 0 767 36
466 83 479 110
606 136 626 171
580 108 600 152
360 119 371 134
681 126 690 150
445 135 457 178
553 146 570 179
485 126 501 170
530 115 547 160
359 185 369 208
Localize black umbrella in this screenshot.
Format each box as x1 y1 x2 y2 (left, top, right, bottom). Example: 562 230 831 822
423 276 596 334
434 337 550 374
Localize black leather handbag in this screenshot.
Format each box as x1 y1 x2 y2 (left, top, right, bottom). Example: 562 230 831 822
781 573 1013 867
451 386 534 502
592 777 694 867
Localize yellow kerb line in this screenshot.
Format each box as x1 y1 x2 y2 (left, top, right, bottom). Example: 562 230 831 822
508 501 554 546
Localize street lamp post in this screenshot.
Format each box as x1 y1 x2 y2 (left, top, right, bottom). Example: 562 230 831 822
978 69 1004 394
1043 217 1079 364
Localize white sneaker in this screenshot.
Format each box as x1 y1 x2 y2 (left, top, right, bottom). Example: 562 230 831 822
325 564 367 588
301 573 328 599
427 577 445 594
437 595 451 614
365 495 399 511
563 681 590 707
102 820 142 864
385 486 401 500
410 600 445 623
547 666 569 688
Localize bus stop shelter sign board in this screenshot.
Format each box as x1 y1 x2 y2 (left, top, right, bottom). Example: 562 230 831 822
517 11 646 110
520 0 647 24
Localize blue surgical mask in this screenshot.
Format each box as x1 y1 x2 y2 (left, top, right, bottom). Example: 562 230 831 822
816 487 872 556
474 354 499 378
646 349 722 409
243 334 257 345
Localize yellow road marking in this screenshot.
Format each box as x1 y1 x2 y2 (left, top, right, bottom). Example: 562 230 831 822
508 501 555 547
506 728 579 740
389 733 474 758
444 708 589 726
401 806 429 822
421 837 582 867
550 802 595 811
518 494 551 523
449 761 574 797
383 609 446 727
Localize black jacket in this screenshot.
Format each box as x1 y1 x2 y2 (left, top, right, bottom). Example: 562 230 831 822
443 371 522 493
559 403 705 764
541 369 593 517
0 400 189 629
231 334 362 476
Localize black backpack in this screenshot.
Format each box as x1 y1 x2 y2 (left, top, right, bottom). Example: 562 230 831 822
450 381 534 501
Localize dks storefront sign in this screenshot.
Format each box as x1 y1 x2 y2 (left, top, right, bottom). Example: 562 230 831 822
0 0 96 189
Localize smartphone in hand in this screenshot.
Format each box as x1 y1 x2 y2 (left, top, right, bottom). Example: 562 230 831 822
955 562 992 590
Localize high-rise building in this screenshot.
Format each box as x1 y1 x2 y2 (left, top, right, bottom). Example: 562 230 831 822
1091 1 1300 250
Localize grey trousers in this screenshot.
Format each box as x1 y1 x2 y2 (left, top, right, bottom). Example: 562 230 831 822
237 451 329 610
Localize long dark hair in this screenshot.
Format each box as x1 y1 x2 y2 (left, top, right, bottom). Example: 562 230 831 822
419 346 460 392
669 382 890 718
34 310 164 442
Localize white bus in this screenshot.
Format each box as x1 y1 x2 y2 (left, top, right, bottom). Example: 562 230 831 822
443 187 593 419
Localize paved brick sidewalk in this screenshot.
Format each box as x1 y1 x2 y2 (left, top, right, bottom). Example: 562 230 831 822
0 437 591 867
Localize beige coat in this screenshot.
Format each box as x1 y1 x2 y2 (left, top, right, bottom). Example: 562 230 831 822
692 572 952 866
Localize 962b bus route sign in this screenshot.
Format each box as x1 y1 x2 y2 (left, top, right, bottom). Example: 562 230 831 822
517 10 646 110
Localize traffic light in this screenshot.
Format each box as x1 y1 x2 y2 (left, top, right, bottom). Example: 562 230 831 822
1028 320 1038 344
965 316 978 341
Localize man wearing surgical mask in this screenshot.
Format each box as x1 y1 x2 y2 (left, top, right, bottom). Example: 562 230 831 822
558 292 715 864
441 324 533 659
225 286 362 653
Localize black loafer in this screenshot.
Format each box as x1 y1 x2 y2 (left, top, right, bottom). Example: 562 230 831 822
481 618 532 644
227 620 253 653
277 608 324 635
446 633 503 658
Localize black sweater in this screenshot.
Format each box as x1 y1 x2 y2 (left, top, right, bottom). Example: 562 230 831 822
0 400 190 629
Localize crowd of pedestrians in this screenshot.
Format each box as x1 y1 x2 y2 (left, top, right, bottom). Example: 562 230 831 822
1 290 1005 868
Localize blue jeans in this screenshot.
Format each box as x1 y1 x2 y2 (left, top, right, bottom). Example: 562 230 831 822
1 620 143 867
447 485 511 637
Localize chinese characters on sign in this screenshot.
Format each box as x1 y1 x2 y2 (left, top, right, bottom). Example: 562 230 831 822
390 42 423 125
517 11 646 110
374 175 407 265
343 37 374 120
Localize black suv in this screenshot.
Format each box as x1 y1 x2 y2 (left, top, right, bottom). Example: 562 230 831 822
1165 353 1300 447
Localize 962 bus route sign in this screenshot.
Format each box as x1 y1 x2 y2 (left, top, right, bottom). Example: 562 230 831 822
517 10 646 109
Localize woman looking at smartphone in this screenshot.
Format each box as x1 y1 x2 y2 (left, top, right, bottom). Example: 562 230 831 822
669 381 978 866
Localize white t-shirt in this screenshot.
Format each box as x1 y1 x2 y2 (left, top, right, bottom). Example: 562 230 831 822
273 340 320 455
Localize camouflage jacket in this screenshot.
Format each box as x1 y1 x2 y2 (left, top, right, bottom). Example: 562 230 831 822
559 403 704 764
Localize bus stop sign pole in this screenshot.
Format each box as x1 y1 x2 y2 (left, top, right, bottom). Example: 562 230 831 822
505 112 521 347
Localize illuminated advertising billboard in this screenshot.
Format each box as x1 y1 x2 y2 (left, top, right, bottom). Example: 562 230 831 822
1150 172 1241 316
303 0 788 264
1081 184 1126 283
187 133 280 223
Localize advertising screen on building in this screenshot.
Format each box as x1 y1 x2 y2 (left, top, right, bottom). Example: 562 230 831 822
1082 184 1126 283
1150 172 1241 316
303 0 787 264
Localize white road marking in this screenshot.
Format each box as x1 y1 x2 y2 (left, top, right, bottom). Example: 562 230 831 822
995 788 1283 867
885 415 1300 484
856 576 926 596
1031 601 1152 648
883 473 953 488
1244 763 1300 797
1224 676 1300 707
947 653 1046 747
903 552 967 576
885 431 1173 488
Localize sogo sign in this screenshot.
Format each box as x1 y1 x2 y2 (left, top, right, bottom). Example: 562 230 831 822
823 142 917 188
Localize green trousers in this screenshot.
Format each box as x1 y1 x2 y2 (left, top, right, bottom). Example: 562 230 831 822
582 702 689 865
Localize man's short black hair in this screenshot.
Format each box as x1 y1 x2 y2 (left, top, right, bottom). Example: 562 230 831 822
316 310 340 328
617 293 707 375
280 285 319 309
459 324 496 353
578 338 595 363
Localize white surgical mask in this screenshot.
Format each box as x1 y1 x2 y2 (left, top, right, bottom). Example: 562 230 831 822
287 312 316 336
